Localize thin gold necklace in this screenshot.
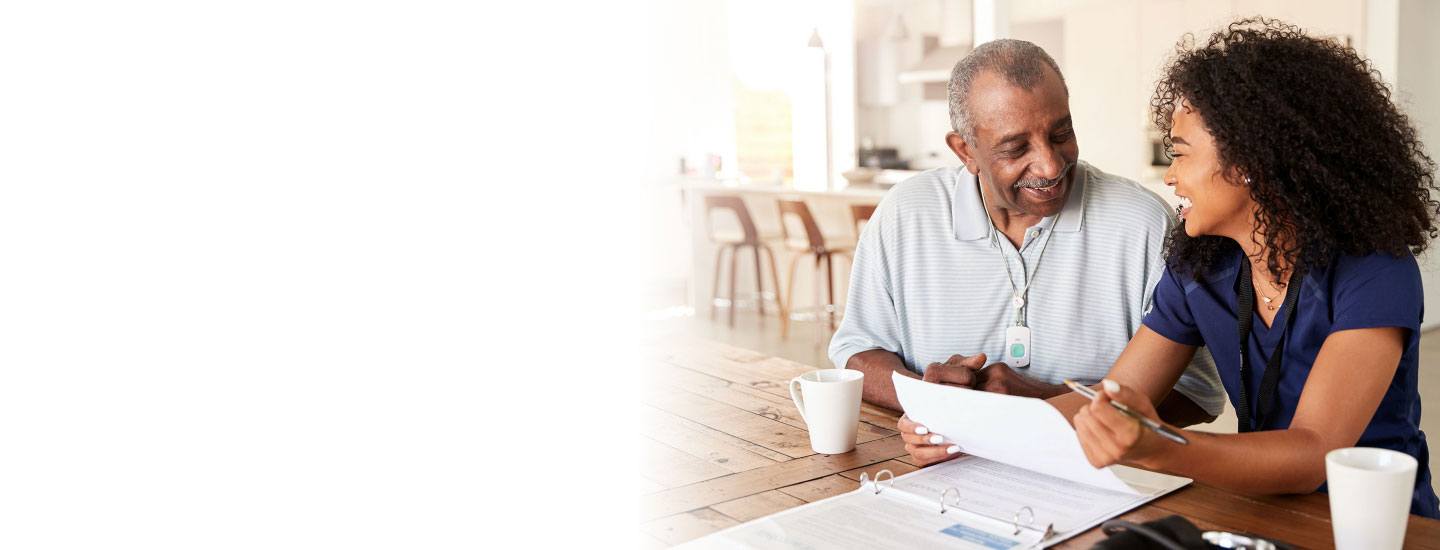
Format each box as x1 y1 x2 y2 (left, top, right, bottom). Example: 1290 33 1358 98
1252 259 1288 311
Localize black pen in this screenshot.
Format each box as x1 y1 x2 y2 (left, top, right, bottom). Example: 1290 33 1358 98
1064 379 1189 445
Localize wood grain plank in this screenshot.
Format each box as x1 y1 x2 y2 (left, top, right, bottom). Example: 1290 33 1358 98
643 508 739 545
711 490 807 523
891 453 920 468
1143 484 1337 549
644 389 816 459
641 435 908 521
1403 517 1440 550
658 347 903 431
1246 490 1332 522
641 437 736 489
777 474 857 503
640 405 783 472
641 404 792 463
655 340 812 394
654 349 799 396
658 337 809 373
654 364 895 443
661 339 903 421
837 459 920 483
650 339 955 434
1147 484 1440 550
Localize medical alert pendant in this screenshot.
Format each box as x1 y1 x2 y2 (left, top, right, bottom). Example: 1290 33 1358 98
1005 325 1031 368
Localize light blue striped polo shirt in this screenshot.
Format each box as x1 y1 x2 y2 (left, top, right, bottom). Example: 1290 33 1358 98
828 161 1227 415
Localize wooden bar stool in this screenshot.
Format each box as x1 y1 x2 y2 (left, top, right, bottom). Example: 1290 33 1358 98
777 199 854 334
703 195 787 331
850 203 877 238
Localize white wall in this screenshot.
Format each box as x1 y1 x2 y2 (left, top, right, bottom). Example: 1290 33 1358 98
1396 0 1440 330
1048 0 1365 195
651 1 735 180
824 3 859 190
1061 0 1144 179
648 1 735 286
854 0 968 170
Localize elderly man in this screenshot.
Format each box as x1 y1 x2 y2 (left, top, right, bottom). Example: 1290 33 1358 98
828 40 1225 426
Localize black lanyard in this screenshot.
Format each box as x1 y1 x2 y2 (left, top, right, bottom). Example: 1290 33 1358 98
1235 259 1304 432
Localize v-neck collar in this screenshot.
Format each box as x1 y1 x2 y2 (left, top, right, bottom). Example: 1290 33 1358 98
1250 296 1291 347
1228 254 1303 349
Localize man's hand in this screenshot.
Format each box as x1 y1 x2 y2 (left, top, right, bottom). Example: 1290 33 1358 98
973 362 1068 399
921 354 986 388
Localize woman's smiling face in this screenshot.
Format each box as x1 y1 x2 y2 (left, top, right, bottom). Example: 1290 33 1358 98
1164 102 1257 240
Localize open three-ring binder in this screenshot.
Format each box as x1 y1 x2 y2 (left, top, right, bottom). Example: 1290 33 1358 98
858 467 1059 545
679 374 1193 549
679 454 1189 549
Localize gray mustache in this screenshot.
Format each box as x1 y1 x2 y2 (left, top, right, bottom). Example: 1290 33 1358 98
1014 163 1074 189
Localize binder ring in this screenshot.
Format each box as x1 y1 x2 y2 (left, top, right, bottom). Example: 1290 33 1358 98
857 469 894 494
1008 506 1055 540
938 487 961 514
1012 506 1035 536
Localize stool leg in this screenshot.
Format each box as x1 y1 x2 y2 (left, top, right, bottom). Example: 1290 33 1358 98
727 243 739 328
834 252 851 319
785 251 803 338
762 245 787 337
823 252 836 330
710 245 727 321
752 245 765 318
813 253 823 331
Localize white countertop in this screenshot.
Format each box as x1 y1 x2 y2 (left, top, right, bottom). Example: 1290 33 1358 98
675 179 891 200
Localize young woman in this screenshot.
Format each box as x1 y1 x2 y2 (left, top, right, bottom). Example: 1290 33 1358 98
900 18 1440 517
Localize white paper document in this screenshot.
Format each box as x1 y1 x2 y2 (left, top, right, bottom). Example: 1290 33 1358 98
892 372 1138 494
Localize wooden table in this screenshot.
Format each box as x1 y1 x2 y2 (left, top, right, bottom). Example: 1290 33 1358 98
639 337 1440 548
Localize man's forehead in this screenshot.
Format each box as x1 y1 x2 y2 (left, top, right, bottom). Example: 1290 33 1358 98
969 69 1070 138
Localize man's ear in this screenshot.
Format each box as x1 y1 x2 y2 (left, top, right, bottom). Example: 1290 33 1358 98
946 132 980 175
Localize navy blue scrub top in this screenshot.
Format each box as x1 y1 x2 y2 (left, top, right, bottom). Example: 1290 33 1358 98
1143 251 1438 518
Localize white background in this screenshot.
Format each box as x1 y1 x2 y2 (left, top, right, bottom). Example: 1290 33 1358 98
0 1 648 547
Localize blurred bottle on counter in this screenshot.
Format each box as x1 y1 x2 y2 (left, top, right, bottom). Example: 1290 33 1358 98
859 137 879 168
678 153 725 179
706 154 722 178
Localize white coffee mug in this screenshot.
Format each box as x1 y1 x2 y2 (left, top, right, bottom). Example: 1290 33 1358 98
789 369 863 455
1326 447 1417 550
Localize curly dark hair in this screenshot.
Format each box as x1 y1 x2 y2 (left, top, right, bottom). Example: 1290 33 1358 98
1152 17 1439 280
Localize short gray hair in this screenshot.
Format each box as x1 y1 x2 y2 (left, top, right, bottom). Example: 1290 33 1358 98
948 39 1067 140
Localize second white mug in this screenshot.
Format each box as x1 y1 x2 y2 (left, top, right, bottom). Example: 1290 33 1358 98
1326 447 1417 550
789 369 864 455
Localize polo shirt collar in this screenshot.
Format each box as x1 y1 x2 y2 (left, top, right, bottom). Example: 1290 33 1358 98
952 161 1088 241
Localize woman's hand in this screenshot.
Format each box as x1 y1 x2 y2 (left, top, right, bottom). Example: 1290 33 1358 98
899 414 960 466
1073 379 1172 468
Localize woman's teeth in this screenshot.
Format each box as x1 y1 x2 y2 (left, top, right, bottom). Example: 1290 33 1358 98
1177 196 1193 218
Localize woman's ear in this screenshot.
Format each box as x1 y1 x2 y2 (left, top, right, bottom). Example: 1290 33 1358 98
1222 165 1251 187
